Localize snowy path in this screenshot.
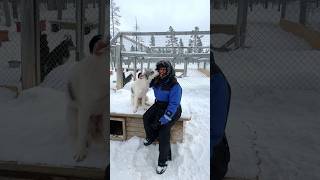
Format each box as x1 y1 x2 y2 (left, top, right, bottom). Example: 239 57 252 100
214 4 320 179
227 90 320 180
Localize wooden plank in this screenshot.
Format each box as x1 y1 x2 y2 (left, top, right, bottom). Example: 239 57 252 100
198 69 210 77
110 135 125 141
280 19 320 49
126 121 143 128
121 52 209 58
127 131 146 138
120 31 210 36
0 30 9 42
111 113 191 121
0 161 105 179
211 24 237 35
110 117 125 122
126 126 145 132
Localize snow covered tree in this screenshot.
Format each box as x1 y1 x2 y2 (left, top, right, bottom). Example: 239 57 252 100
196 36 203 53
130 45 135 51
150 35 155 46
190 26 204 53
178 38 184 54
165 26 179 54
187 39 193 53
110 0 121 38
121 44 126 52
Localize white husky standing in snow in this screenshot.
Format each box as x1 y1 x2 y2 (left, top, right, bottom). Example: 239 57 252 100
66 35 108 162
131 69 158 113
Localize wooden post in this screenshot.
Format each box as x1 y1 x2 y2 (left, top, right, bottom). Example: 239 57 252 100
236 0 248 48
21 0 41 89
12 0 19 19
299 0 307 26
140 59 143 72
57 0 63 20
116 44 123 89
281 0 287 19
98 0 106 36
3 0 11 27
76 0 84 61
183 58 188 77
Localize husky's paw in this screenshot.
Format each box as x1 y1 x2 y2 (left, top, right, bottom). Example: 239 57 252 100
143 106 148 110
73 147 88 162
133 108 138 113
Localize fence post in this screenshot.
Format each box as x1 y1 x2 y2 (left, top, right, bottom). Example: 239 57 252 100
236 0 248 48
3 0 11 27
184 57 188 77
299 0 307 26
116 44 123 89
147 59 150 69
140 58 143 71
281 0 287 19
21 0 40 89
98 0 106 35
133 57 137 80
76 0 84 61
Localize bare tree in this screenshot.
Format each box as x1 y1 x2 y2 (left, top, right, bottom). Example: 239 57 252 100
110 0 121 38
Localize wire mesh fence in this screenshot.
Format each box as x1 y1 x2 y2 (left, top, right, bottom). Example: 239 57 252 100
0 0 21 89
213 0 320 94
0 0 105 92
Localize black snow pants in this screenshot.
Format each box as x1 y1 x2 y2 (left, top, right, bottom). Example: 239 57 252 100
143 101 182 165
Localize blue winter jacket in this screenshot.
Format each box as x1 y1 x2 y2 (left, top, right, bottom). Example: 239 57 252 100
150 79 182 121
211 70 231 158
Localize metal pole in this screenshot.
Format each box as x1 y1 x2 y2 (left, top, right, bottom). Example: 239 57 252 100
116 44 123 89
183 58 188 77
21 0 40 89
76 0 84 61
299 0 307 26
140 59 143 72
98 0 106 35
236 0 248 48
281 0 287 19
3 0 11 27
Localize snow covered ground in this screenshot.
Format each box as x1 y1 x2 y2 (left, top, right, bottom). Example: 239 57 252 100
214 2 320 180
226 89 320 180
0 86 106 168
110 67 210 180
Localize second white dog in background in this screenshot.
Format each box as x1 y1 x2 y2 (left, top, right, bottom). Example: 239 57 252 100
131 69 158 113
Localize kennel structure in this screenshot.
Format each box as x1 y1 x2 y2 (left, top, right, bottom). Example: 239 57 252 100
110 31 211 89
0 0 107 179
110 112 191 143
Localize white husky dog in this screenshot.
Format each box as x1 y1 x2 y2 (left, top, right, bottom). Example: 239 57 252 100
66 35 108 162
131 69 158 113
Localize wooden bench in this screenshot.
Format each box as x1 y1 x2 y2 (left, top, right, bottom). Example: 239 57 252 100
110 112 191 143
48 20 98 35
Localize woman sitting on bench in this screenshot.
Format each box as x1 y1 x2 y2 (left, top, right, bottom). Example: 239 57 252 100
143 60 182 175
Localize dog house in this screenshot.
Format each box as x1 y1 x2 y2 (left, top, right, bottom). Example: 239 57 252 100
110 113 191 143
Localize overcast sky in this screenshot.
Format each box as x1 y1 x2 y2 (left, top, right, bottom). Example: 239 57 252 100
114 0 210 32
